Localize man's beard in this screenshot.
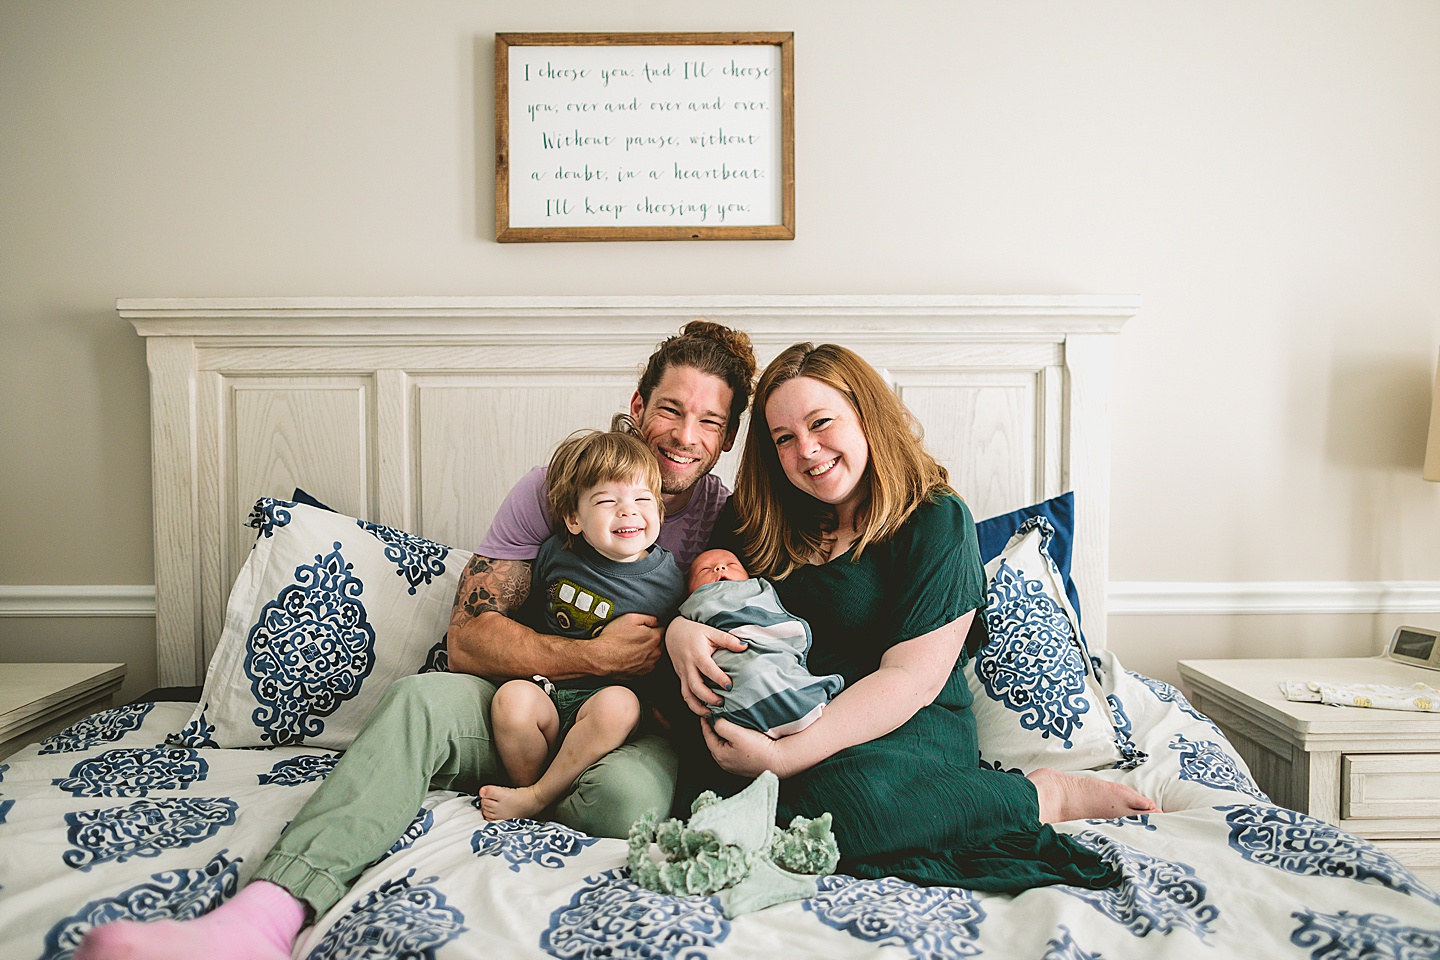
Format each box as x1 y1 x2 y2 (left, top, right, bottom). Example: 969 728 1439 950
655 448 717 495
659 466 704 495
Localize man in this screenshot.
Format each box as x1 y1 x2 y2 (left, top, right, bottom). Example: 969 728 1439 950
447 321 756 835
72 321 757 960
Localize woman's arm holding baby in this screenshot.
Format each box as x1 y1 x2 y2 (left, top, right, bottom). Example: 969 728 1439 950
699 610 973 779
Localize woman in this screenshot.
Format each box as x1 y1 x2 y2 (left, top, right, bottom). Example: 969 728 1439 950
666 342 1158 890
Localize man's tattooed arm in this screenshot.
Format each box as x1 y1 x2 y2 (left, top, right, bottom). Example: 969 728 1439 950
446 555 533 677
446 551 660 681
454 554 531 619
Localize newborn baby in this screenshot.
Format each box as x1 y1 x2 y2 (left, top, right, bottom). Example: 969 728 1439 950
680 549 845 738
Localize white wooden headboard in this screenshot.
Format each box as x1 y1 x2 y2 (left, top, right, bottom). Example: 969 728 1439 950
120 295 1136 686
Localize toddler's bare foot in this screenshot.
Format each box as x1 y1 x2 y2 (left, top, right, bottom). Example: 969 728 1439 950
479 784 546 821
1026 768 1161 823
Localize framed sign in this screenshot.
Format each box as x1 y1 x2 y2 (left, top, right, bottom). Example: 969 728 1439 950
495 32 794 242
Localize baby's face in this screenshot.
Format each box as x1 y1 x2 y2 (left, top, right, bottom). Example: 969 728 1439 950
688 549 750 592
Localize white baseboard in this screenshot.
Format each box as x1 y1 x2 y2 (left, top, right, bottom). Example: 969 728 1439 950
3 581 1439 619
0 585 157 618
1108 581 1440 616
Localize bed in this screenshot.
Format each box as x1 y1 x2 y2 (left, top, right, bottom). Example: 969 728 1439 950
2 295 1437 959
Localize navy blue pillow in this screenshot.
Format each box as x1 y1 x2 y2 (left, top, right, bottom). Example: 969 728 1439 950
291 487 336 512
976 491 1082 633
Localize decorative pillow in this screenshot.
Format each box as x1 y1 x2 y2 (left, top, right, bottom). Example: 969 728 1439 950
965 516 1124 773
172 499 470 749
976 491 1082 636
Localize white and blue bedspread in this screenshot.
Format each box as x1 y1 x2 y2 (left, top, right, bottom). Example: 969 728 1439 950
2 663 1439 960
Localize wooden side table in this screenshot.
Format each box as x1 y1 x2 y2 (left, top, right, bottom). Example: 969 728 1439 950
0 662 127 760
1178 657 1440 886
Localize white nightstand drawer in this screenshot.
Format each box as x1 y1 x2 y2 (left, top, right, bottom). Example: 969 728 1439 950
1343 754 1440 820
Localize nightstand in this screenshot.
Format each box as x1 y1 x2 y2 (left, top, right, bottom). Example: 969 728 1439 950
1178 657 1440 886
0 662 127 760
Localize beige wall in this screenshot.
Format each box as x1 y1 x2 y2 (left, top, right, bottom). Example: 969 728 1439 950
3 1 1439 700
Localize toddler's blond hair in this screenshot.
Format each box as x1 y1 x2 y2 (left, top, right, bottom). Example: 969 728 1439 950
546 420 663 547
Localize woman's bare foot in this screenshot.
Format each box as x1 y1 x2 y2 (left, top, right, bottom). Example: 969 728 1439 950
1026 768 1161 823
478 784 546 821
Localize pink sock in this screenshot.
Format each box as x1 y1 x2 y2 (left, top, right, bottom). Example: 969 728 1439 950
74 880 307 960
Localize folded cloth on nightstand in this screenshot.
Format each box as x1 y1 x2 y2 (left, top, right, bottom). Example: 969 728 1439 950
1280 680 1440 712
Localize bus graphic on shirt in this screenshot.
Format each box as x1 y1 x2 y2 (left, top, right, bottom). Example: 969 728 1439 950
549 579 614 637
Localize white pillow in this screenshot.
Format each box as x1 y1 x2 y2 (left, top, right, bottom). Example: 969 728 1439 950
965 516 1124 772
173 499 470 749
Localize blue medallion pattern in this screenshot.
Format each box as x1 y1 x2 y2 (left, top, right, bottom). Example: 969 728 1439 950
808 875 986 959
1290 909 1440 960
258 753 340 786
1170 735 1268 802
246 542 376 745
978 756 1025 776
246 498 295 539
1222 805 1440 905
43 851 241 960
39 703 155 755
1065 831 1219 941
978 520 1093 748
0 798 12 823
361 808 436 872
1106 694 1148 770
420 636 449 673
303 871 465 960
377 808 434 862
469 815 599 872
63 797 237 870
978 558 1092 746
170 707 219 748
542 868 729 960
357 520 451 595
53 746 209 797
1043 925 1103 960
1084 813 1157 831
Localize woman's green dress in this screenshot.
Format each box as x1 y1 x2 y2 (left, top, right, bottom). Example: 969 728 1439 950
710 493 1118 892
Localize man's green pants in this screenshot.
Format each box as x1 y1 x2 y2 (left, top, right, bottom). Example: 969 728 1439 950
252 672 678 915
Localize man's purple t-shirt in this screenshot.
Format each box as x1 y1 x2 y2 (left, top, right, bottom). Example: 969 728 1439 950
475 465 729 570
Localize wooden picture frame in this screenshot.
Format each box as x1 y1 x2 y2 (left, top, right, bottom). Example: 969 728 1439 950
495 32 794 242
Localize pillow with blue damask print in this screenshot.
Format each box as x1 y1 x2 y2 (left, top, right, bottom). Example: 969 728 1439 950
172 499 470 750
976 491 1083 641
964 516 1124 773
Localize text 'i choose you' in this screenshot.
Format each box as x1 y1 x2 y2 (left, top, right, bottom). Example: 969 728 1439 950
507 45 783 228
